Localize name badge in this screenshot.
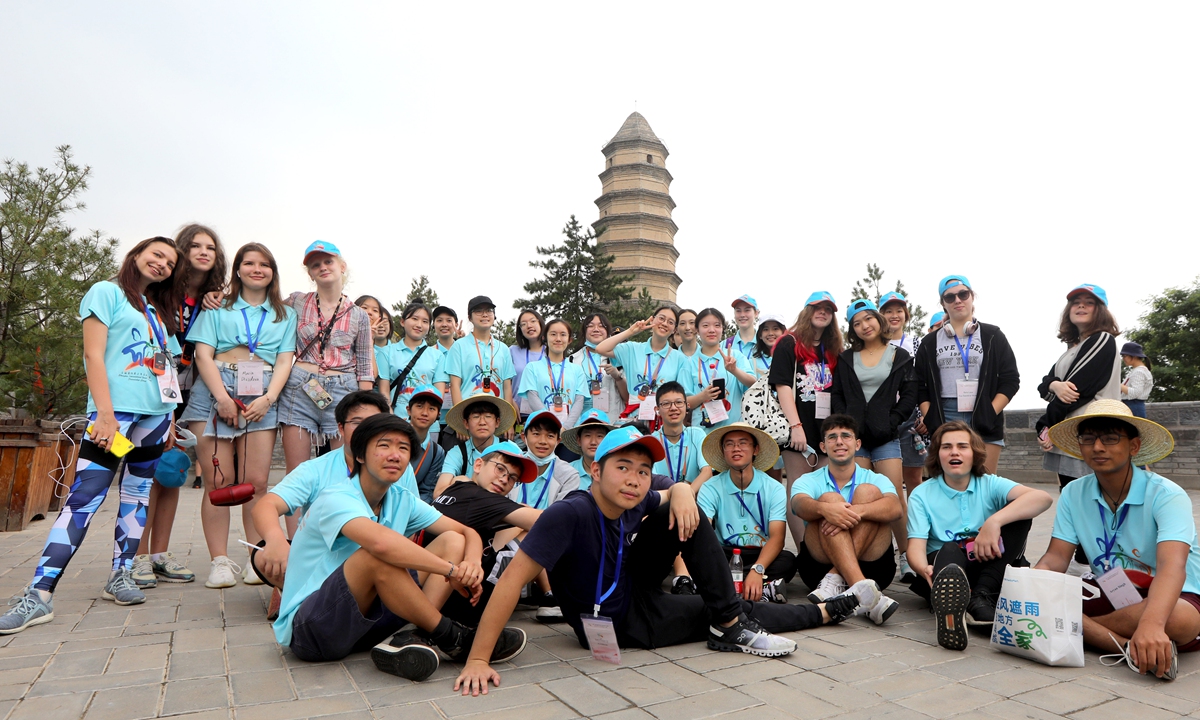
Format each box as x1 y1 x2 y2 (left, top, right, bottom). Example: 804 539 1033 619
237 360 265 397
703 399 729 424
956 379 979 412
1097 566 1141 610
814 391 831 419
581 615 622 665
594 387 610 412
637 394 657 421
157 365 181 402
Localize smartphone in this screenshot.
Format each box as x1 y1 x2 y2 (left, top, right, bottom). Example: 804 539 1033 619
86 424 134 457
965 537 1004 562
712 377 726 400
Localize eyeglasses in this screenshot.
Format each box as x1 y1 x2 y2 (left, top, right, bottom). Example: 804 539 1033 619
658 400 686 410
942 290 972 303
654 315 677 328
1077 433 1128 447
722 439 754 450
487 460 514 482
823 432 855 443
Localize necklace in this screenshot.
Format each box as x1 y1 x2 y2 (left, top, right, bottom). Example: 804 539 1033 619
1100 464 1132 513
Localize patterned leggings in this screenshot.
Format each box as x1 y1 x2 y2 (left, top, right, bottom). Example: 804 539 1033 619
33 412 170 593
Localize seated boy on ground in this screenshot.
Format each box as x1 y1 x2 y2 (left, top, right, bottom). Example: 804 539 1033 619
271 414 526 681
406 385 447 503
1037 399 1200 680
561 409 617 491
792 415 903 624
652 381 713 597
509 409 580 510
452 427 881 696
907 421 1052 651
434 396 514 495
696 423 795 603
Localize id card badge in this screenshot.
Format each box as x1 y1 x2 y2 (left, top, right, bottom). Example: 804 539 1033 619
594 387 610 412
303 377 335 410
581 615 622 665
956 379 979 412
703 399 729 424
157 365 181 402
1097 566 1141 610
237 360 265 397
637 393 657 421
814 391 831 419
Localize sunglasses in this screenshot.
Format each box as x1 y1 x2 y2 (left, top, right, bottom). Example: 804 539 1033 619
942 290 972 303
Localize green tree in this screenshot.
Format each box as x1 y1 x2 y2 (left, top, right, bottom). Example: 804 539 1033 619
850 263 928 336
607 287 661 343
392 275 441 344
0 146 117 418
1126 279 1200 401
493 316 517 347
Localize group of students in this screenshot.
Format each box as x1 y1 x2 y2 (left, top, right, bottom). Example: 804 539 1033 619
0 230 1194 687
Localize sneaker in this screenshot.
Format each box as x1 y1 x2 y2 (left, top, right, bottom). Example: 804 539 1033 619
865 595 900 625
671 575 697 596
1100 633 1177 681
535 592 564 623
708 613 797 657
204 556 240 589
806 572 847 604
131 555 157 589
192 477 202 489
898 553 916 584
0 588 54 635
760 578 787 604
931 564 970 651
102 569 146 606
241 563 264 586
823 592 862 625
371 631 440 681
490 627 528 663
266 587 281 621
420 620 527 664
152 552 195 583
965 592 997 626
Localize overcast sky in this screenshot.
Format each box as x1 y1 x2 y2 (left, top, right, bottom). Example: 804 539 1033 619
4 2 1198 409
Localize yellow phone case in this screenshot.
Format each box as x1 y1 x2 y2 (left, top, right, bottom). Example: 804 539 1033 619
87 424 135 457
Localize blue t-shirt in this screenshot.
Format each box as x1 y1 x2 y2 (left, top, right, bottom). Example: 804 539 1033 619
791 466 898 504
610 340 686 401
725 336 757 362
697 469 787 548
519 357 589 418
521 488 661 646
444 335 516 399
79 281 182 416
1052 468 1200 595
269 449 417 515
441 436 502 479
509 456 580 510
387 340 443 421
680 350 754 429
651 428 710 484
373 344 393 383
273 481 441 646
190 295 299 366
907 474 1018 552
570 458 593 491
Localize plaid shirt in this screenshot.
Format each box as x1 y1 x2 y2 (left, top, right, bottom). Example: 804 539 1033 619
287 292 373 381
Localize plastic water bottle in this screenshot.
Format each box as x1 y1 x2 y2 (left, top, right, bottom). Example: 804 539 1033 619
730 549 743 593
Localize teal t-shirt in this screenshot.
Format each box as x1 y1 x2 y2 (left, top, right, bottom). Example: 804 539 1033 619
80 281 183 416
570 457 593 491
268 449 418 515
519 357 588 413
444 335 516 399
190 296 298 366
1052 468 1200 594
791 466 898 504
610 340 686 401
651 427 710 484
725 336 757 362
441 436 502 478
907 474 1018 552
680 350 754 430
374 344 393 383
697 469 787 548
387 340 442 421
273 481 441 646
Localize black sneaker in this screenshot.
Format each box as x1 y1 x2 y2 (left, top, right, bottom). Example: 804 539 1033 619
370 631 440 681
707 614 796 657
965 592 997 626
420 619 475 662
421 621 528 664
931 564 970 651
490 627 528 664
671 576 696 595
822 591 861 625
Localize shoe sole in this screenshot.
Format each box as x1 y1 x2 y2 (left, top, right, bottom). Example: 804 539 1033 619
0 612 54 635
535 611 565 624
101 591 145 606
489 629 528 664
931 566 970 651
707 636 797 658
154 573 195 583
204 580 237 589
242 576 265 586
370 642 440 681
133 577 158 589
964 611 994 626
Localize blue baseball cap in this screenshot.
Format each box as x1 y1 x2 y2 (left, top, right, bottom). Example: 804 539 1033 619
804 291 837 311
878 291 907 310
1067 283 1108 306
731 294 759 311
845 298 878 324
303 240 342 265
929 311 946 330
523 408 563 433
408 384 442 408
938 275 972 296
594 426 665 465
482 440 539 484
154 448 192 489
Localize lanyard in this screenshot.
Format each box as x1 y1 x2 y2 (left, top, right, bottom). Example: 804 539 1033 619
593 503 625 616
241 306 268 356
522 459 555 509
816 342 828 385
585 347 601 380
143 304 167 353
1095 500 1131 572
660 430 688 483
698 354 719 386
474 338 494 378
643 348 670 391
414 440 432 478
312 295 347 359
546 357 565 393
826 466 858 501
952 333 975 380
756 355 772 374
734 483 767 536
178 300 200 340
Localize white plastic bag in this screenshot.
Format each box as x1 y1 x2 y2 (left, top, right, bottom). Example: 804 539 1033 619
989 566 1099 667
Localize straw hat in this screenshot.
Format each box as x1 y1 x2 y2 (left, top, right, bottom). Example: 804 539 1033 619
560 409 616 455
445 395 518 436
1048 399 1174 466
701 422 781 473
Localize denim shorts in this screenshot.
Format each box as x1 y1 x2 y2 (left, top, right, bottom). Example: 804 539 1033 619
289 564 406 662
178 366 278 439
855 438 901 462
939 398 1005 447
277 367 358 441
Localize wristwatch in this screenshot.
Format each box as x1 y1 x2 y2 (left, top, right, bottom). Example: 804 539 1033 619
752 563 766 576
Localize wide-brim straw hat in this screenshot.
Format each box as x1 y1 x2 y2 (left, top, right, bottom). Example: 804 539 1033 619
561 419 617 455
1048 398 1174 466
445 395 518 436
701 422 781 473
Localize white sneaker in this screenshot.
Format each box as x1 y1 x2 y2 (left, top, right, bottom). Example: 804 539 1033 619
848 579 883 610
807 572 847 604
205 556 241 589
865 594 899 625
241 563 264 586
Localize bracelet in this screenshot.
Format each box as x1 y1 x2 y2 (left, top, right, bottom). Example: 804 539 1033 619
445 562 456 578
789 422 803 429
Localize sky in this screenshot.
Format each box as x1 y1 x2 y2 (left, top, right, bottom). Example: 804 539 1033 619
3 2 1198 409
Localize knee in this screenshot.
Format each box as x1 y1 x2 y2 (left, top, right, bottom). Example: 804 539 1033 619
816 492 844 504
430 531 466 562
850 485 882 504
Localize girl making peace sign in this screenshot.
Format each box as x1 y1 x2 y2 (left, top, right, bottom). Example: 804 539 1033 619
682 308 757 432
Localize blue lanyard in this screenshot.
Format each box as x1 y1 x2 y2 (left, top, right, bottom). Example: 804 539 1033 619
734 481 767 535
180 301 200 340
593 504 625 616
585 347 601 380
816 342 828 385
660 431 688 483
241 306 268 356
699 355 717 386
756 355 772 373
826 466 858 501
522 459 555 509
546 357 565 393
952 333 975 380
1095 500 1131 572
143 304 167 353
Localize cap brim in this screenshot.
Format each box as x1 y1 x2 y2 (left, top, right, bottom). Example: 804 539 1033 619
1048 405 1174 466
560 421 617 455
490 450 539 484
409 392 442 408
602 435 667 464
445 395 518 436
701 423 781 473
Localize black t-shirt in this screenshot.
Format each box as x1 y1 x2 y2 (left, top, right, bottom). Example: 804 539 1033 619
432 481 523 545
520 488 661 645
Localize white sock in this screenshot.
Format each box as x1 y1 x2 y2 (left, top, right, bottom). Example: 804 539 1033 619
151 553 167 563
35 589 52 603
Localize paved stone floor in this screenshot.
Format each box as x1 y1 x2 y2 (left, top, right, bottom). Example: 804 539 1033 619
0 480 1198 720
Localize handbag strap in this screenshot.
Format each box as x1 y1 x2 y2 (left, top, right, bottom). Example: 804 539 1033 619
391 344 430 406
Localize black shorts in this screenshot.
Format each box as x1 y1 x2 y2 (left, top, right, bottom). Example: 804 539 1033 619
289 565 407 662
797 542 895 592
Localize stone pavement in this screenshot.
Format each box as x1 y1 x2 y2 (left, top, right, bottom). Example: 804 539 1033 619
0 480 1198 720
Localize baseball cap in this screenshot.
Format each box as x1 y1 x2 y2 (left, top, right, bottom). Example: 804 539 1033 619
431 305 458 321
938 275 972 296
928 311 946 329
408 384 442 408
303 240 342 265
758 312 787 329
878 291 907 309
594 426 666 464
804 291 837 311
731 294 759 311
482 441 538 484
1067 283 1108 306
845 298 878 324
467 296 496 315
523 408 563 433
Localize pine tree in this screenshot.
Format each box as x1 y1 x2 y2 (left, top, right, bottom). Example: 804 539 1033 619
1127 279 1200 401
850 263 928 336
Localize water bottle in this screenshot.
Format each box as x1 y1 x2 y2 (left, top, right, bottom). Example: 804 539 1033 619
730 548 743 593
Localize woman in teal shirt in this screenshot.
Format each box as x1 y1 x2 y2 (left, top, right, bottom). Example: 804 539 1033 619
520 318 588 428
353 295 394 399
593 305 684 422
683 308 757 432
387 300 442 424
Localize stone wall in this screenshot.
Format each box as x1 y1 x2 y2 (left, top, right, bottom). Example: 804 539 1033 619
998 401 1200 489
